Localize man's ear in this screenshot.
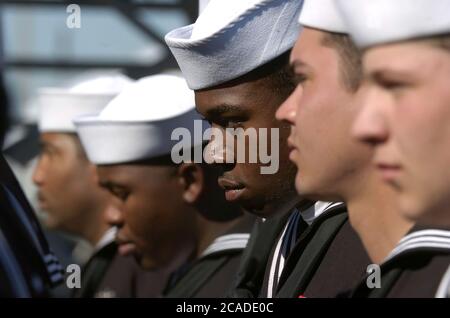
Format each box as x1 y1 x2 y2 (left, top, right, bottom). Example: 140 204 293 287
177 163 204 204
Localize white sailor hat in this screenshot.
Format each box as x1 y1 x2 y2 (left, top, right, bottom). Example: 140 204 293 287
38 74 132 133
198 0 210 15
74 74 208 165
337 0 450 48
165 0 304 90
299 0 347 33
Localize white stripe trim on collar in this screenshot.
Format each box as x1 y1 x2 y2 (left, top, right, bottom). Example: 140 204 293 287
300 201 344 225
95 227 117 252
398 229 450 245
267 222 288 298
385 229 450 263
436 265 450 298
212 233 251 243
201 233 250 258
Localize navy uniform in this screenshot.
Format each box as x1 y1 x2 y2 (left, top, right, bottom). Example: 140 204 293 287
74 228 170 298
74 74 238 298
337 0 450 298
350 228 450 298
230 207 292 297
0 155 64 297
0 74 61 297
231 203 370 298
164 214 255 298
0 227 34 297
165 0 370 298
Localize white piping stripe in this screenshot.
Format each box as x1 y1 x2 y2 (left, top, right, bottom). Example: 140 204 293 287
277 253 285 287
202 245 247 257
44 254 59 262
385 242 450 263
267 222 288 299
201 240 249 257
202 236 249 251
389 236 450 259
47 263 64 272
213 234 250 243
435 265 450 298
51 272 64 278
202 239 249 251
398 230 450 245
384 229 450 262
393 236 450 252
325 202 345 210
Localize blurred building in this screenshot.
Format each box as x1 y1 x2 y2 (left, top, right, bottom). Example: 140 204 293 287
0 0 197 297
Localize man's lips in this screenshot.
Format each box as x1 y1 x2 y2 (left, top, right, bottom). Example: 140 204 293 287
36 193 49 210
116 236 138 257
287 137 296 150
218 178 246 202
375 162 402 182
287 137 298 162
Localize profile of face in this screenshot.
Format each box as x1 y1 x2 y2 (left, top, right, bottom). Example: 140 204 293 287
276 28 371 201
195 70 298 218
353 41 450 225
33 133 108 235
98 162 199 271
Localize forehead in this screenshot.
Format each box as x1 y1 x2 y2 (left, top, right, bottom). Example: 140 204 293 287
364 41 447 74
96 163 171 184
291 27 340 69
40 132 81 154
293 27 325 55
41 132 75 145
194 75 276 116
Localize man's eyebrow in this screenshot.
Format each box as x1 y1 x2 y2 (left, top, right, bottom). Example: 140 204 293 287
39 140 54 151
206 104 244 118
98 180 119 189
369 69 413 83
290 59 309 71
99 179 128 190
98 180 111 188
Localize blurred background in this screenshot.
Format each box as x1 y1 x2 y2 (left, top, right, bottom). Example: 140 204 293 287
0 0 198 296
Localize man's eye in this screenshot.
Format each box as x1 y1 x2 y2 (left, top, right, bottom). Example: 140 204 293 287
219 117 245 129
109 188 129 201
224 119 242 128
293 74 307 85
380 80 407 90
40 145 54 155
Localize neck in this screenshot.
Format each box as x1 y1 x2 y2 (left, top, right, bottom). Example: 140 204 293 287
345 169 414 264
264 192 303 219
418 205 450 229
81 205 110 247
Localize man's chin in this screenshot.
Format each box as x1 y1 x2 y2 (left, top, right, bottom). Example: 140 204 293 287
43 216 62 231
137 255 160 271
239 199 272 218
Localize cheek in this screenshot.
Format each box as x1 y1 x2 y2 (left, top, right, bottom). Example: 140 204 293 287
395 93 450 175
64 164 93 195
46 159 78 189
295 93 333 147
124 185 182 240
394 92 444 152
123 198 158 245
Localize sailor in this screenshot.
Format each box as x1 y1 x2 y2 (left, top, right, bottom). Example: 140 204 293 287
74 74 252 298
165 0 369 298
34 73 166 298
275 0 416 297
338 0 450 297
0 73 64 297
